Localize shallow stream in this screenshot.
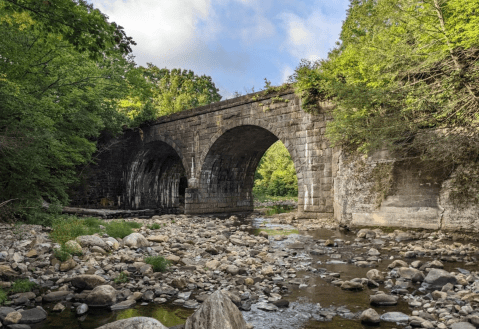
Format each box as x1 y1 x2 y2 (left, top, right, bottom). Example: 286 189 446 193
32 215 474 329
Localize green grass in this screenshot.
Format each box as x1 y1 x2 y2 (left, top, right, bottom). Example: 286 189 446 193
264 205 295 215
114 271 129 284
105 221 137 239
144 256 170 272
50 216 102 245
148 223 161 230
53 243 82 262
0 289 6 304
10 279 37 293
50 217 144 243
254 194 298 203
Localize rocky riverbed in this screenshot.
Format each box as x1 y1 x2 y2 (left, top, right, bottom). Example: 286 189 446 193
1 212 479 329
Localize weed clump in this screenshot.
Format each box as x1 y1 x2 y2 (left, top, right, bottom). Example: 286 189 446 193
144 256 170 272
11 279 37 293
148 223 161 230
105 221 137 239
0 289 6 304
114 271 129 284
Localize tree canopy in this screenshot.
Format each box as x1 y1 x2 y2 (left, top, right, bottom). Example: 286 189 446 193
0 0 222 222
292 0 479 203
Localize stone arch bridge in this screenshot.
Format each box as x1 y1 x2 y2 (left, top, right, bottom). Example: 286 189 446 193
75 90 336 218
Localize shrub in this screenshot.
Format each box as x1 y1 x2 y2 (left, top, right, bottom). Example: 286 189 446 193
114 271 129 284
11 279 37 293
50 216 103 244
144 256 170 272
105 221 134 239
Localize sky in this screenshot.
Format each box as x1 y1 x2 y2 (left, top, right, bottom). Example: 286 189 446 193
91 0 350 99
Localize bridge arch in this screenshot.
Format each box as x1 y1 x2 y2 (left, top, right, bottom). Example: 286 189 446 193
124 138 188 212
187 121 304 214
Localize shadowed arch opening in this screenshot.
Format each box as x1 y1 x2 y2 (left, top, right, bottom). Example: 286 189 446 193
191 125 298 213
126 141 187 212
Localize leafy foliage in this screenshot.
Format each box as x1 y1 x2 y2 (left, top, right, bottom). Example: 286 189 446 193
0 1 222 222
253 141 298 197
293 0 479 203
118 64 222 126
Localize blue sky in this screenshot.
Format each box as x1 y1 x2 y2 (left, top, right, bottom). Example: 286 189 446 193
92 0 350 99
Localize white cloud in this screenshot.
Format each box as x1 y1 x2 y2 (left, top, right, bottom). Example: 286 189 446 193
279 9 343 61
94 0 247 73
280 65 295 83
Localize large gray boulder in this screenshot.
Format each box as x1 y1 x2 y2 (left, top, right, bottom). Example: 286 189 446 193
85 285 117 307
123 233 150 249
424 269 457 287
76 235 109 250
19 307 48 324
96 317 168 329
360 308 380 324
370 294 398 306
397 267 422 280
185 290 247 329
70 275 106 290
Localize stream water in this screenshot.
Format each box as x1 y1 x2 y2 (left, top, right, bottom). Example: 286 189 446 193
31 215 472 329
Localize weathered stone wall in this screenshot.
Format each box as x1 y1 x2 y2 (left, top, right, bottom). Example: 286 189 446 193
72 90 336 217
333 150 478 231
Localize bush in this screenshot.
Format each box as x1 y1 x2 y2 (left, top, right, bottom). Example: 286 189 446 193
144 256 170 272
105 221 135 239
11 279 37 293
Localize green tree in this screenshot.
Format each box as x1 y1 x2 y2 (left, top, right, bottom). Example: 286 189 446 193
293 0 479 202
0 0 133 222
118 64 222 125
253 141 298 197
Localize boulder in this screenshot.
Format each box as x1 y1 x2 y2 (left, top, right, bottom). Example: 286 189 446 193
205 260 220 270
104 237 120 250
387 260 408 269
85 285 117 307
123 233 150 249
76 304 88 316
0 265 18 278
340 281 363 291
185 290 247 329
76 235 108 249
70 275 106 290
147 235 169 243
4 311 22 325
370 294 398 306
110 299 136 311
360 308 380 324
18 307 47 324
65 240 82 254
226 265 239 276
398 267 423 280
366 269 384 282
60 258 77 272
424 269 457 288
357 229 376 239
43 291 71 303
380 312 409 323
96 317 168 329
